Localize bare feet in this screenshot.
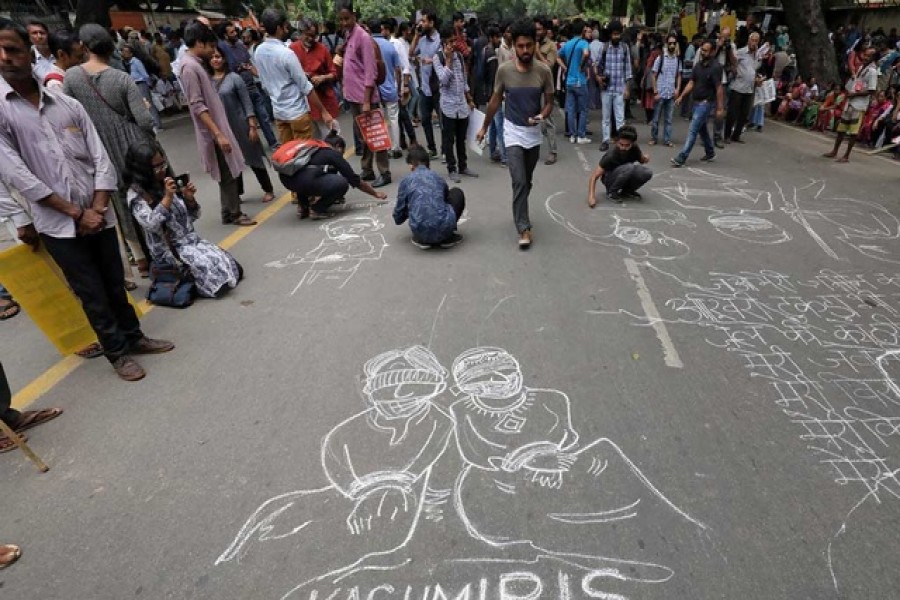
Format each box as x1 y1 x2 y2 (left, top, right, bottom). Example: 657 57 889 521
836 157 849 163
822 151 837 158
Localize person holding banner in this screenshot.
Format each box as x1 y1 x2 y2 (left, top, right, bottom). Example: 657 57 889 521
0 19 174 382
336 0 392 189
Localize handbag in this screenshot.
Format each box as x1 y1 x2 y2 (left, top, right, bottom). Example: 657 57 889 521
147 261 195 308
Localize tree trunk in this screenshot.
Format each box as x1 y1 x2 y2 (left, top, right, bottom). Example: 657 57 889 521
75 0 115 28
780 0 839 85
642 0 659 28
611 0 629 18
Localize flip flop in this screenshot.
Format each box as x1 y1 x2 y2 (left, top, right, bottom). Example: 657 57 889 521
75 342 104 359
0 433 28 454
232 214 257 227
11 408 64 434
261 193 275 203
0 544 21 568
0 299 20 321
125 280 138 291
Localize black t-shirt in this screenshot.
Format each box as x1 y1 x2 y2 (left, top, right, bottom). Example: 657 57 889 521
691 59 723 102
600 144 642 173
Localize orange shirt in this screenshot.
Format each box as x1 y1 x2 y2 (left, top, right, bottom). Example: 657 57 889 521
290 40 340 120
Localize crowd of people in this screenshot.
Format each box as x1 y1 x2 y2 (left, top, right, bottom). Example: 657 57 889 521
0 5 894 565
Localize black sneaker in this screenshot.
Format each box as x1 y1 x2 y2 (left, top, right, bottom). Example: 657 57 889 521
599 141 610 151
700 153 716 162
607 191 623 203
621 190 642 199
411 237 431 249
361 172 376 181
670 157 685 168
714 139 724 149
439 232 463 248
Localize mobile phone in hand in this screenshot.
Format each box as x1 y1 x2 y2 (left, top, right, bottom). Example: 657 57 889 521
175 173 190 189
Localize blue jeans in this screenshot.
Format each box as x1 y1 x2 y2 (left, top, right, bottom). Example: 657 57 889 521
0 282 9 300
565 85 589 138
249 87 278 148
751 103 765 128
675 101 715 163
489 107 507 162
601 91 625 142
650 97 675 144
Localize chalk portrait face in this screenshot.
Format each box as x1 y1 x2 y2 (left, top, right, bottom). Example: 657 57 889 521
323 216 384 241
362 346 447 419
452 348 524 407
708 214 790 244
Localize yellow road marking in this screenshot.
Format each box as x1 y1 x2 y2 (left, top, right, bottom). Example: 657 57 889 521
11 191 293 411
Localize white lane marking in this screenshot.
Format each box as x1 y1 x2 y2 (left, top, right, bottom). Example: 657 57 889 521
623 258 684 369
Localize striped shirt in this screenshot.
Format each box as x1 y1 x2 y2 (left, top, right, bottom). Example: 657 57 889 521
434 51 470 119
599 44 632 94
651 54 680 99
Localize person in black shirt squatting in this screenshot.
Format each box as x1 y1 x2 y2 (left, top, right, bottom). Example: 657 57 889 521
586 125 651 206
278 132 387 219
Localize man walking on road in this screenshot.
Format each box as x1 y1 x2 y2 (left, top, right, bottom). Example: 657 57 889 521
256 9 334 146
477 18 555 249
671 40 725 167
336 0 391 188
724 32 760 144
0 19 173 381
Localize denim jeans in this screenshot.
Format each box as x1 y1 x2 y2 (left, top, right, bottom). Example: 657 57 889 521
489 107 507 162
601 91 625 142
750 104 765 128
565 85 589 138
650 97 675 144
0 282 9 300
675 101 715 163
249 86 279 148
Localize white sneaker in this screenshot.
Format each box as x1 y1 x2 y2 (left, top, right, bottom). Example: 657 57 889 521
569 136 576 143
576 137 592 144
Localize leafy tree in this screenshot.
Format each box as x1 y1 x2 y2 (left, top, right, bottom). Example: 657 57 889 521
781 0 839 85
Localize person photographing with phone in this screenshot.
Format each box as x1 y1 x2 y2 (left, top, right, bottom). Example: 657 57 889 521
125 141 244 299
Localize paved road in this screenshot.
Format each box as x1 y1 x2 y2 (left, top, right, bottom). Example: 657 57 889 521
2 106 899 600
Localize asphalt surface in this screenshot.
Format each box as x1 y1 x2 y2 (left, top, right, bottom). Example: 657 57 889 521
2 105 899 600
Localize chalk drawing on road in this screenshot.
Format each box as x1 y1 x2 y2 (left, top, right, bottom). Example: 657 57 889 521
264 213 388 293
545 191 693 260
597 263 900 594
216 345 708 597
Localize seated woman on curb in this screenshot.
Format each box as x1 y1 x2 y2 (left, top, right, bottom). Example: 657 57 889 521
125 141 243 298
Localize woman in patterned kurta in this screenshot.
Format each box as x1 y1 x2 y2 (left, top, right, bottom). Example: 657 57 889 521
125 142 242 298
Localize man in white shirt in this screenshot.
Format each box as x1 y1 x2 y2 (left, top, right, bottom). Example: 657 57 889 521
825 46 879 163
26 20 56 83
387 19 418 151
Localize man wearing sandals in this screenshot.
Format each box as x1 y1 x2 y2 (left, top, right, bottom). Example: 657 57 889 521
0 19 174 381
0 362 62 454
0 284 18 321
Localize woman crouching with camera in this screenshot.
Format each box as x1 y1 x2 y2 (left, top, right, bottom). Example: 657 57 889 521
125 141 243 299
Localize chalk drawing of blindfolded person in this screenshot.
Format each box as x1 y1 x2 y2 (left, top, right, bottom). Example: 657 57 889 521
265 215 388 292
546 191 692 261
448 347 708 582
216 346 454 591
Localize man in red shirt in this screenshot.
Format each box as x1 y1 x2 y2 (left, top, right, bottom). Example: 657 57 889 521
290 18 341 138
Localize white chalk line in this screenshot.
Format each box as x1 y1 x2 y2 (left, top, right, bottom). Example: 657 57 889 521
623 258 684 369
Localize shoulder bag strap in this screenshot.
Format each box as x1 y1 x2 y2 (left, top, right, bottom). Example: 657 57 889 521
80 66 137 125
